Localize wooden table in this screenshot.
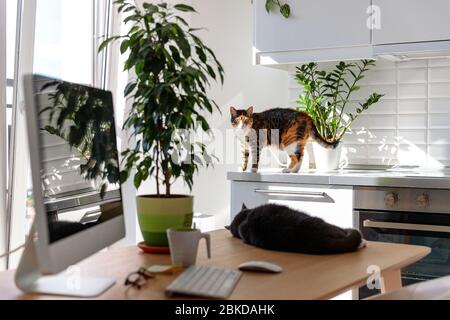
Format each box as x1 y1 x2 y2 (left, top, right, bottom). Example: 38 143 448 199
0 229 430 300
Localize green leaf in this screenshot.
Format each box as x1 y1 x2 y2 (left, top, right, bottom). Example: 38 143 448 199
174 4 196 12
177 34 191 57
265 0 275 13
135 60 144 75
120 170 129 184
120 40 129 54
134 171 142 189
175 15 189 27
124 82 136 96
195 46 207 63
169 45 181 64
98 36 118 52
124 14 141 24
206 65 216 79
280 4 291 18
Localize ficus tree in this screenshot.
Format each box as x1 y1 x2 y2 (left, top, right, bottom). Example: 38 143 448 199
99 1 224 196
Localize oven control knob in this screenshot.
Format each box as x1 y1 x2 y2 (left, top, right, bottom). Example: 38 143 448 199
385 192 398 208
416 194 429 209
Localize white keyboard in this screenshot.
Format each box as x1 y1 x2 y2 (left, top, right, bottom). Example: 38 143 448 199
165 265 242 299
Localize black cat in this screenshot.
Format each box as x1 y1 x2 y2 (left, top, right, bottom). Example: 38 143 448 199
227 203 364 254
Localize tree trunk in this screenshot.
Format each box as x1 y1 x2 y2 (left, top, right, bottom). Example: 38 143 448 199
164 170 171 195
156 142 160 196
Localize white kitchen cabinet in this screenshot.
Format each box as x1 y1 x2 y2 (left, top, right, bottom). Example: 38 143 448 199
253 0 372 64
372 0 450 45
230 181 353 229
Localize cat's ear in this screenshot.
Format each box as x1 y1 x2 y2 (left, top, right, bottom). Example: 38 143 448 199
246 106 253 117
230 106 237 117
241 203 248 210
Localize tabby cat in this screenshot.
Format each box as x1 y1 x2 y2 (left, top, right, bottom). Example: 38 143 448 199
230 107 338 173
227 203 364 255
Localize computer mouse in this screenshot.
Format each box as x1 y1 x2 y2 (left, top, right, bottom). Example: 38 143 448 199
238 261 283 273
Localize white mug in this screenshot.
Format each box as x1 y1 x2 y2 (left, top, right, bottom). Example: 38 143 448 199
166 228 211 267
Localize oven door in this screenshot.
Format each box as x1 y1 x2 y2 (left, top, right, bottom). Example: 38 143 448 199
357 210 450 299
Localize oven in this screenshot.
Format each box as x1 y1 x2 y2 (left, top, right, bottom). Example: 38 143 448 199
353 187 450 299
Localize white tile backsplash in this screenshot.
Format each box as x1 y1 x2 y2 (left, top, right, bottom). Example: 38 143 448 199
360 69 396 85
398 68 427 83
429 114 450 128
365 100 397 114
429 129 450 144
429 67 450 82
353 84 397 100
429 82 450 98
398 130 427 144
398 83 427 99
398 114 427 129
429 98 450 113
429 145 450 160
351 115 397 129
398 99 427 114
429 59 450 67
368 144 398 159
367 129 397 145
288 58 450 167
398 144 428 165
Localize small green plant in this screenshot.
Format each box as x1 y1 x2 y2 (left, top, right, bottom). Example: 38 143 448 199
265 0 291 18
99 1 224 196
295 60 384 143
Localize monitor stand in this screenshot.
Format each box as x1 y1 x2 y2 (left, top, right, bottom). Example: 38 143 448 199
14 223 116 297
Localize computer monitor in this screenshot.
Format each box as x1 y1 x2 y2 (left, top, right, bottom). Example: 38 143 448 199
16 74 126 297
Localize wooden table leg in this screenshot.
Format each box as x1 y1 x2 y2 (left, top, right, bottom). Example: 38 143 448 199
380 269 402 294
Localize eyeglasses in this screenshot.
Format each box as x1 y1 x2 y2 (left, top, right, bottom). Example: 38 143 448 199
124 267 155 290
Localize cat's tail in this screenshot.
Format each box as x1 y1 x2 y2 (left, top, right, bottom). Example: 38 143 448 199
311 123 339 149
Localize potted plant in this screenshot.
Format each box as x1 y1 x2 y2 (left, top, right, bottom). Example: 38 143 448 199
100 1 224 247
295 60 383 170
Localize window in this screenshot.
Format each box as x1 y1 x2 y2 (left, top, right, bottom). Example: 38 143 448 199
2 0 129 269
6 0 18 193
34 0 94 85
23 0 96 236
0 0 18 271
4 0 106 269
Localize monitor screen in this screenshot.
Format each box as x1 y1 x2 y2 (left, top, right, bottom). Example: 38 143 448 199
32 75 124 243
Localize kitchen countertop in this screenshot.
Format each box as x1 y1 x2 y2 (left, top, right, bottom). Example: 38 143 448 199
227 168 450 189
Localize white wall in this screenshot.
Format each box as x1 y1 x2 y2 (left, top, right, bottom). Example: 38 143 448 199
288 58 450 167
0 0 7 270
190 0 288 227
136 0 288 228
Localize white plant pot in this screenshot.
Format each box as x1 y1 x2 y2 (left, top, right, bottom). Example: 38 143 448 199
312 143 342 171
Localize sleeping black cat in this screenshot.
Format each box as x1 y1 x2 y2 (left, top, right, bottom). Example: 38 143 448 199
228 203 363 254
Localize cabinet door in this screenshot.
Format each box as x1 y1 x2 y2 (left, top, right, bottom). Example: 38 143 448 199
230 181 353 229
373 0 450 44
254 0 371 53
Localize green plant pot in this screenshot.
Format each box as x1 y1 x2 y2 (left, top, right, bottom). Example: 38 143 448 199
136 195 193 247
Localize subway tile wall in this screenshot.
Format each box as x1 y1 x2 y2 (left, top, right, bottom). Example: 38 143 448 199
287 58 450 167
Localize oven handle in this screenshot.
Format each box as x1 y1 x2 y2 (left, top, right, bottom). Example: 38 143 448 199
254 189 326 198
363 220 450 233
